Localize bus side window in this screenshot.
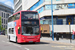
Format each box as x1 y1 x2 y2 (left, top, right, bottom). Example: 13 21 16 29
9 28 14 34
13 16 16 21
9 28 12 34
16 13 20 20
12 28 14 34
9 28 11 34
8 15 14 22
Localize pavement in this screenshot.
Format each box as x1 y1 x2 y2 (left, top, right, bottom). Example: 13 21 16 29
41 37 75 46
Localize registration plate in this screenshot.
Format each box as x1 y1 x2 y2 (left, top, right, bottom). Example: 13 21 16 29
29 41 33 42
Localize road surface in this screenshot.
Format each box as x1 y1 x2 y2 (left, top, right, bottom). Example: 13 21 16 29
0 35 75 50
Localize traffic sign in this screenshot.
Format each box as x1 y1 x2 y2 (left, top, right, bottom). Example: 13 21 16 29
68 18 72 23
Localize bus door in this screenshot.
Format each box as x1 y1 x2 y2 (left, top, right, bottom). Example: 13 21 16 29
17 26 21 42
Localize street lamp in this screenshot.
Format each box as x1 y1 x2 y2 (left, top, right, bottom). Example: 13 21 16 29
51 0 54 41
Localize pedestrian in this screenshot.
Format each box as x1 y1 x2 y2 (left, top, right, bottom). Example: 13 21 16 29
61 33 63 39
56 33 59 41
72 30 75 40
40 27 43 38
50 31 52 37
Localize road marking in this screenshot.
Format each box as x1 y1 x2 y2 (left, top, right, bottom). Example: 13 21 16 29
23 44 49 47
51 45 75 50
25 48 29 50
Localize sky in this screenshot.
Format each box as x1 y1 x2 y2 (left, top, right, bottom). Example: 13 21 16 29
0 0 14 9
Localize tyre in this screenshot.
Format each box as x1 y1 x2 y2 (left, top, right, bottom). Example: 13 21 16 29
16 37 18 43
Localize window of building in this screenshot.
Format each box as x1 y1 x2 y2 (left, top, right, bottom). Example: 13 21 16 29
4 19 5 24
56 0 61 1
6 14 7 18
44 0 51 2
45 5 51 10
62 4 68 9
45 5 57 10
43 19 56 25
48 20 52 25
43 20 49 24
30 0 44 10
63 19 66 25
53 19 57 25
68 3 75 8
68 3 74 7
48 19 57 25
4 25 5 28
57 19 63 25
74 16 75 24
44 4 68 10
40 20 43 24
6 26 7 29
53 5 57 10
4 13 5 18
57 4 62 9
2 12 3 17
6 14 9 18
44 0 57 2
6 20 7 24
2 19 3 23
37 7 44 13
2 25 3 28
68 3 75 9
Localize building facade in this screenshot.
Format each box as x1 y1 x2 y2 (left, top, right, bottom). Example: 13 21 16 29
0 2 13 29
14 0 39 13
14 0 75 33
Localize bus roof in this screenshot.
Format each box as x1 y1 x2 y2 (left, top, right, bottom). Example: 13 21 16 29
8 10 38 18
13 10 38 15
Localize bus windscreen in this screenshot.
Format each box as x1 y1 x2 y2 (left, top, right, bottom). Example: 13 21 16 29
22 26 39 36
21 20 39 35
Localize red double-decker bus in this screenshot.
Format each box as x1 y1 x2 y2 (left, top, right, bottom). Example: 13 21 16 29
7 10 41 43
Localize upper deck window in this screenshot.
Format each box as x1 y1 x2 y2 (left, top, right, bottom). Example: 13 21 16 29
8 13 20 22
21 12 39 20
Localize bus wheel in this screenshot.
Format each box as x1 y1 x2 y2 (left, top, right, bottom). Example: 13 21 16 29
16 37 18 43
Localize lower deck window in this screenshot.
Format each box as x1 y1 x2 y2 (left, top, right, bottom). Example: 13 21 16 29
9 28 14 34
